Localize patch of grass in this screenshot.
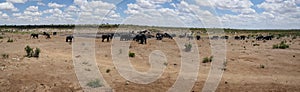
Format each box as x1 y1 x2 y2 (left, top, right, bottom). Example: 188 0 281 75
273 41 289 49
86 79 103 88
202 56 213 63
129 52 135 57
2 53 9 59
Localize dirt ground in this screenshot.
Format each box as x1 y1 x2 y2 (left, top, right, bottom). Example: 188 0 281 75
0 30 299 92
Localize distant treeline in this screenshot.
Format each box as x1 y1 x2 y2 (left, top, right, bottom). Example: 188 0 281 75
190 28 300 32
0 24 120 29
0 24 299 32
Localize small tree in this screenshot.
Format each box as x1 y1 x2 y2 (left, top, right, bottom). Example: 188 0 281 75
184 43 192 52
33 48 41 57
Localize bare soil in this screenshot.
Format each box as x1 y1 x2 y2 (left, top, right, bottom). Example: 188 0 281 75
0 31 299 92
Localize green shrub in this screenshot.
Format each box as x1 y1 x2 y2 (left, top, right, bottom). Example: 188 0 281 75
7 38 13 42
86 79 103 88
202 56 213 63
184 43 192 52
25 45 33 57
33 48 41 57
25 46 41 58
2 54 9 59
273 41 289 49
0 36 3 39
129 52 135 57
292 36 297 39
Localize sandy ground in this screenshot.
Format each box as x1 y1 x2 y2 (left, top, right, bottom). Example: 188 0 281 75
0 31 299 92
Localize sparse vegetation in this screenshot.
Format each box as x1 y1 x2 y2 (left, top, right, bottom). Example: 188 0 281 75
273 41 289 49
164 62 168 66
0 36 3 39
2 53 9 59
253 43 260 46
7 38 13 42
106 69 111 73
86 79 103 88
260 64 265 68
129 52 135 57
202 56 213 63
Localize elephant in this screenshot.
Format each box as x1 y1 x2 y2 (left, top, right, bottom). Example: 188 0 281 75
66 35 74 42
43 32 51 39
196 35 201 40
156 33 163 40
102 33 114 42
30 33 39 39
133 33 147 44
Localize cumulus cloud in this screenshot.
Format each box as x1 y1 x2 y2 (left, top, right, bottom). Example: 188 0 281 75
74 0 121 23
6 0 28 3
37 2 45 6
257 0 299 14
1 13 9 19
123 0 220 27
26 6 38 11
48 2 66 8
0 2 19 11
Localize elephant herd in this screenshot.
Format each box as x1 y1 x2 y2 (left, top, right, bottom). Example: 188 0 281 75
30 31 277 44
30 32 52 39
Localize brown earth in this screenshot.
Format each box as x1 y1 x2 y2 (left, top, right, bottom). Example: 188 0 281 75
0 31 299 92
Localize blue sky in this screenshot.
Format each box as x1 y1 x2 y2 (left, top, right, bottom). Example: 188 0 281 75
0 0 299 29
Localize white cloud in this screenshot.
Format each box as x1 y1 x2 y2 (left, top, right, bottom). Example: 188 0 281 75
37 2 45 6
6 0 28 3
73 0 121 24
1 13 9 19
197 0 256 15
0 2 19 11
12 13 21 17
48 2 66 8
74 0 88 5
43 8 62 14
296 0 300 4
26 6 38 11
123 0 219 27
65 5 80 12
257 0 299 14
